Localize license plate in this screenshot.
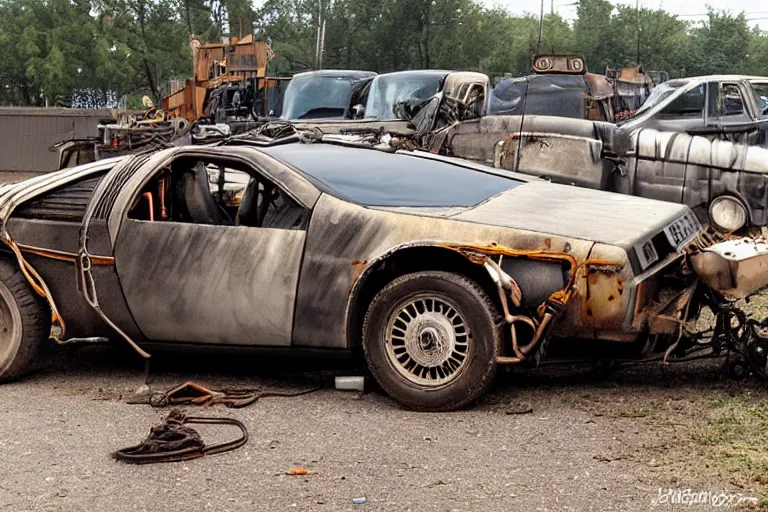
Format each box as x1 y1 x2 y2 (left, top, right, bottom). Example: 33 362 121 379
664 211 701 251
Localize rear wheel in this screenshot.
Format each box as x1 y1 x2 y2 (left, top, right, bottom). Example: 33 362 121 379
0 260 50 382
363 271 501 411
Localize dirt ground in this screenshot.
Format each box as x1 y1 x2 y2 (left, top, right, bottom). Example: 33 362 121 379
1 343 766 512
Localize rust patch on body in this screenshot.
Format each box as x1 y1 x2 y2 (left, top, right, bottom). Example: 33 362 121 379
438 241 623 362
350 259 368 292
18 246 114 265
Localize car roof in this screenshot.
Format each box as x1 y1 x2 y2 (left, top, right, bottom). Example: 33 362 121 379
373 70 453 80
256 143 524 207
292 69 376 80
667 75 768 85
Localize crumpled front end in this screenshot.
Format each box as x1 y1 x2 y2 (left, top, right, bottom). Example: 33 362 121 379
690 235 768 300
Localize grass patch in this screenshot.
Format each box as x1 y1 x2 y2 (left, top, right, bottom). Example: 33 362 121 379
688 397 768 489
563 387 768 507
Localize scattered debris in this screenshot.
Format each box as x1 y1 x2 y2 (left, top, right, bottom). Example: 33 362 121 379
114 408 248 464
127 381 321 408
334 376 365 392
352 497 368 505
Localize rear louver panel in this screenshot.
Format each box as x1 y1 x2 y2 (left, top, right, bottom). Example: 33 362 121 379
15 175 105 222
91 155 150 220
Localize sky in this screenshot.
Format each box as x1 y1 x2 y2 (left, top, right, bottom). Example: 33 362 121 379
483 0 768 31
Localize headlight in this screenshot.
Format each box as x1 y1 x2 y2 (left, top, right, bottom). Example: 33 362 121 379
709 196 748 232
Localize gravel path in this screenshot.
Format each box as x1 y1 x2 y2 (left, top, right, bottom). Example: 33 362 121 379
3 346 756 512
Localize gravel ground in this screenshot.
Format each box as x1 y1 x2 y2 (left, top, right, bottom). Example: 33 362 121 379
1 346 765 512
0 169 764 509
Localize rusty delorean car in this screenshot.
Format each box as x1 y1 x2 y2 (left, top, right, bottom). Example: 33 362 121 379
0 143 767 410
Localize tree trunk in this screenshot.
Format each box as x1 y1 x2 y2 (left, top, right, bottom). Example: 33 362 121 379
419 0 431 68
184 0 193 36
137 0 161 105
345 15 353 69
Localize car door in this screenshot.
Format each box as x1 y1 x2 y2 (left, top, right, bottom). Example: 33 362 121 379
106 150 315 347
700 81 759 144
748 81 768 146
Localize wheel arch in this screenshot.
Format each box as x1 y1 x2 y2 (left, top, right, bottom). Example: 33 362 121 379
344 243 502 349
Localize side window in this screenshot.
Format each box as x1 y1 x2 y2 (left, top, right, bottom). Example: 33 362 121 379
710 83 747 118
454 83 470 102
659 84 704 117
466 83 485 117
127 157 308 230
751 82 768 118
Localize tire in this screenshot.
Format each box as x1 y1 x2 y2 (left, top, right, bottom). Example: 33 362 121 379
0 259 50 382
363 271 501 411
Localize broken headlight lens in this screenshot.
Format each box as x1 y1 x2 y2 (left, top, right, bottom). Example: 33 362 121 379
709 196 747 233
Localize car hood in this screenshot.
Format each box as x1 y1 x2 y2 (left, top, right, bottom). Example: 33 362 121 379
378 180 698 250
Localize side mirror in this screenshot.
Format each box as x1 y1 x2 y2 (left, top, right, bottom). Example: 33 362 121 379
351 104 365 119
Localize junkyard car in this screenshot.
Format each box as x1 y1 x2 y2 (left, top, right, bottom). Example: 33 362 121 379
436 114 768 234
233 69 492 141
490 55 616 122
279 69 376 120
1 143 767 410
619 75 768 146
363 70 490 121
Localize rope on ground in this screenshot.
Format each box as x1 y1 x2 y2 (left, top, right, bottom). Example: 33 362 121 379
113 408 248 464
144 380 322 408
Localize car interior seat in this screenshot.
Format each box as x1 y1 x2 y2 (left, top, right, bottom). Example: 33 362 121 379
236 178 275 227
174 162 232 225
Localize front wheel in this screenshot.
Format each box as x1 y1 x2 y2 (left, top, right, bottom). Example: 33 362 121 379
363 271 501 411
0 260 50 382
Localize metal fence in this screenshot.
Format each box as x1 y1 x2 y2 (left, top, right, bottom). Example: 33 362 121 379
0 108 113 174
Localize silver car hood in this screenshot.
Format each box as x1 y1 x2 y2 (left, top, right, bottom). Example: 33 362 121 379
378 181 697 249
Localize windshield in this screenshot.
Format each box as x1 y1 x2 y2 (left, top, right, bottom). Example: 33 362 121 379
750 81 768 118
629 82 683 119
260 144 521 207
364 74 444 120
280 75 355 120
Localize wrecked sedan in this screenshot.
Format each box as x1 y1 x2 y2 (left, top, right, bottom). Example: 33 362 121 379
1 144 767 411
619 75 768 146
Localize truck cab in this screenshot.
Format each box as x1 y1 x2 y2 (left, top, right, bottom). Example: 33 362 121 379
620 75 768 146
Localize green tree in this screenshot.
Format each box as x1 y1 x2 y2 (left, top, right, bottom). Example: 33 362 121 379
573 0 616 72
686 10 751 76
